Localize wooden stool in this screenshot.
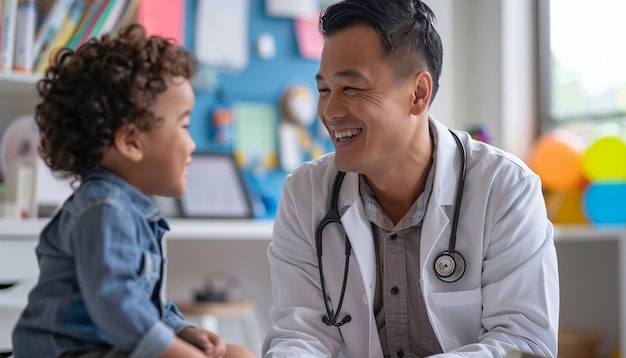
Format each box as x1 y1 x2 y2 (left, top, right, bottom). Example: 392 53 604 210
177 300 261 355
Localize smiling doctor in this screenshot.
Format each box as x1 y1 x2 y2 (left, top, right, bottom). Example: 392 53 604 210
262 0 559 357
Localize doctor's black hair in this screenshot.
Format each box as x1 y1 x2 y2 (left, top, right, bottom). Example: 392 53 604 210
319 0 443 103
35 23 198 182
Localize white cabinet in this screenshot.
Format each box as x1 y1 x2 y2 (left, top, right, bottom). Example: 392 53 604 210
0 237 38 352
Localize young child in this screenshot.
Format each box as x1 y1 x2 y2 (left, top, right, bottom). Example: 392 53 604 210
11 24 256 358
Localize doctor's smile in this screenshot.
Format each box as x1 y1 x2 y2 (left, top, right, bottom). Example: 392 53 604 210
333 128 363 144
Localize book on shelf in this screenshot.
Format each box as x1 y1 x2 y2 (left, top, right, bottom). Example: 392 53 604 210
68 0 108 49
31 0 74 70
0 1 3 65
12 0 37 73
86 0 127 43
0 0 141 76
32 0 136 75
112 0 139 36
33 0 86 74
0 0 18 72
62 0 97 50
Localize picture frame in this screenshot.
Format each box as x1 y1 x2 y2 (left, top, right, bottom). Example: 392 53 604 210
177 152 253 219
151 195 183 218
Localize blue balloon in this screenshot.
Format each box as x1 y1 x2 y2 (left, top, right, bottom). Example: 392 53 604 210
583 182 626 227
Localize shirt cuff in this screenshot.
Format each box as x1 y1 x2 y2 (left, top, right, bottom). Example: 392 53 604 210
129 320 175 358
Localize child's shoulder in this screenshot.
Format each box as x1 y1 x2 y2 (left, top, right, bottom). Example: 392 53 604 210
64 177 130 215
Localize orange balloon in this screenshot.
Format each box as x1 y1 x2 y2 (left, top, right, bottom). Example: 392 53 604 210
528 129 586 191
544 187 587 224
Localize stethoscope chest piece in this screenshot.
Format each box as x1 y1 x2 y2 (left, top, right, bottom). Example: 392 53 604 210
434 251 466 283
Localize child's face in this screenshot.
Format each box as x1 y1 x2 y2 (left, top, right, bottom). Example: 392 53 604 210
138 76 196 197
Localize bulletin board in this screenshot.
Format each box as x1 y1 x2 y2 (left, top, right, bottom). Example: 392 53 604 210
179 0 330 218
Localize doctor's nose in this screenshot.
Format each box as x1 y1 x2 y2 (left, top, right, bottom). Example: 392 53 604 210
319 95 348 123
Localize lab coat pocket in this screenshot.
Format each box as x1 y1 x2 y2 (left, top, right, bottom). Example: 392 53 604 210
138 251 162 297
430 287 482 347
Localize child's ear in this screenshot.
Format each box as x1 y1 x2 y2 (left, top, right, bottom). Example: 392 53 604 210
113 124 143 162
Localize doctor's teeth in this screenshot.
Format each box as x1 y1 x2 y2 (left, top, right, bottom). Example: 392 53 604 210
335 129 362 139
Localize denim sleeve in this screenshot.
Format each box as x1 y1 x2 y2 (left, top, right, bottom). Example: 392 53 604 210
163 301 195 333
71 203 173 357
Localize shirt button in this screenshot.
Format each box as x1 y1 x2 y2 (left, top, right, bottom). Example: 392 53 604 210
391 286 399 295
397 349 405 357
390 233 397 240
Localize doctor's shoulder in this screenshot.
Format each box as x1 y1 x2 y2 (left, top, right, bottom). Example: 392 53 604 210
465 139 539 186
285 152 337 187
280 153 337 207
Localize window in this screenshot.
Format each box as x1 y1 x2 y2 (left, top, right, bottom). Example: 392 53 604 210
540 0 626 132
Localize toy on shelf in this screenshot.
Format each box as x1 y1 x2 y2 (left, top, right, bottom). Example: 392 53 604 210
211 90 235 149
277 84 317 172
467 123 494 144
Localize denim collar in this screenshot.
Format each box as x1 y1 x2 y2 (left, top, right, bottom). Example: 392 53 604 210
83 167 168 227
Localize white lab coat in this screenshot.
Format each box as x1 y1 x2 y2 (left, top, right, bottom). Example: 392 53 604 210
263 118 559 358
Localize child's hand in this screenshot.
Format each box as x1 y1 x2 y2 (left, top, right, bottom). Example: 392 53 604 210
178 326 227 358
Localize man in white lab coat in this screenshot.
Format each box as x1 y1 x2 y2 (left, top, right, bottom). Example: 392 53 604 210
262 0 559 357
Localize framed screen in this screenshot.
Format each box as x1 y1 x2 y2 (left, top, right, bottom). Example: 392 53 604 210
177 152 253 219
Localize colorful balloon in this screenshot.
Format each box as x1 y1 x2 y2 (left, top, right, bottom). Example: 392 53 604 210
581 135 626 181
583 182 626 227
544 187 587 224
527 129 586 191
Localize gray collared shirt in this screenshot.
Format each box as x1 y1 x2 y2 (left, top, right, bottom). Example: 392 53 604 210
359 131 443 358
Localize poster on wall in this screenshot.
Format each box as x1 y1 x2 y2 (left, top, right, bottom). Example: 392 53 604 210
138 0 184 46
265 0 318 18
294 13 323 60
195 0 249 71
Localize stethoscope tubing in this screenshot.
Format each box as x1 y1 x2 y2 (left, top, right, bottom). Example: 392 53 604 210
315 129 466 326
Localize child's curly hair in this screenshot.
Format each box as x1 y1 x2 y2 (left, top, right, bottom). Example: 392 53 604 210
36 24 198 182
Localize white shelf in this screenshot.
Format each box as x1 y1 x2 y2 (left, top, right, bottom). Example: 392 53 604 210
553 224 623 242
166 219 273 240
0 218 274 241
0 72 40 95
0 218 620 242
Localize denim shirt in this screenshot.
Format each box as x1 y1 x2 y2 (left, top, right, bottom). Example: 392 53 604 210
12 168 192 358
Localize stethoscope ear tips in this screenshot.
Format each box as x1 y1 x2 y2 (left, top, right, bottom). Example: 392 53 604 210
434 251 466 283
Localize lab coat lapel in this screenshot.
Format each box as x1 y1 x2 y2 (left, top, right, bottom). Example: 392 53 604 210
337 172 381 357
338 172 376 306
421 204 449 265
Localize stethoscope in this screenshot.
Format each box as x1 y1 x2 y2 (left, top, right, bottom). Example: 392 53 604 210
315 129 467 327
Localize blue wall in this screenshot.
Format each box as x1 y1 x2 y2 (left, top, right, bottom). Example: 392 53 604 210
183 0 323 218
184 0 321 150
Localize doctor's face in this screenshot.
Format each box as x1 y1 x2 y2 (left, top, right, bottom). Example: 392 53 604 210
316 24 421 175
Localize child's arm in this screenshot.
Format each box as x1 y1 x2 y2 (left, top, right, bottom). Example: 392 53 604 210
72 205 187 357
159 336 207 358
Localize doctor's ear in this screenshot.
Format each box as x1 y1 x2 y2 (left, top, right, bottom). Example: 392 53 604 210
410 71 433 115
